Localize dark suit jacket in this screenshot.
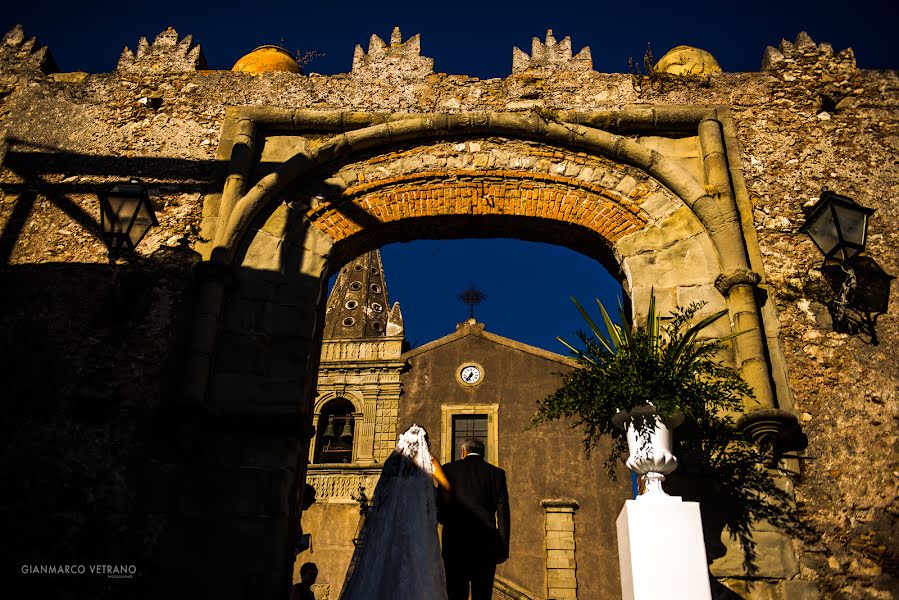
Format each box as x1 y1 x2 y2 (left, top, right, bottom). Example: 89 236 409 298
439 455 510 562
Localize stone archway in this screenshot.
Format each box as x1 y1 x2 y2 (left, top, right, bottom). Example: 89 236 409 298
200 107 788 413
160 107 797 598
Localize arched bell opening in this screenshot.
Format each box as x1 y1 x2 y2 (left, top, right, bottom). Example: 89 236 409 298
313 397 357 464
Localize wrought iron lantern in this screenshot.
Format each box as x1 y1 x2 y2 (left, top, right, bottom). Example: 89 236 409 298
801 189 876 326
97 179 158 259
800 189 875 264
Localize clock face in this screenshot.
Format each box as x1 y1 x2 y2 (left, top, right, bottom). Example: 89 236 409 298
460 365 481 384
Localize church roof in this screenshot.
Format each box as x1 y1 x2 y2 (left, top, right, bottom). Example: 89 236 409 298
403 317 577 367
323 249 404 339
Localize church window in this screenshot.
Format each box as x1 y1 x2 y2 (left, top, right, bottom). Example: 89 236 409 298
372 322 383 331
350 282 362 291
451 414 488 461
343 317 355 327
345 300 358 309
370 284 382 294
313 398 356 464
353 264 363 271
440 404 500 466
371 302 383 312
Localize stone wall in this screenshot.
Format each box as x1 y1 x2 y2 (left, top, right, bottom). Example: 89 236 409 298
1 24 896 599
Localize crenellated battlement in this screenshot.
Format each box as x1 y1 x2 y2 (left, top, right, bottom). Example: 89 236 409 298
0 25 58 75
117 27 207 74
760 32 861 107
351 26 433 80
512 30 592 74
762 31 856 73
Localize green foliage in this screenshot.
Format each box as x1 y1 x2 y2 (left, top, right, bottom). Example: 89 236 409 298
533 293 807 574
538 294 749 467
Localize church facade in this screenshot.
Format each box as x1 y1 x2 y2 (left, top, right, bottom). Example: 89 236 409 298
1 23 896 600
301 248 626 599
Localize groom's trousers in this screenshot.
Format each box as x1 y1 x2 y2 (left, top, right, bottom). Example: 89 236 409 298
444 553 496 600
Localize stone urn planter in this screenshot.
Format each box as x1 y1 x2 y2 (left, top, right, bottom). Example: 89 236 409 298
536 293 803 570
612 405 685 498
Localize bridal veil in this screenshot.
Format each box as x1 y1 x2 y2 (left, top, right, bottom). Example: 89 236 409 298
339 425 447 600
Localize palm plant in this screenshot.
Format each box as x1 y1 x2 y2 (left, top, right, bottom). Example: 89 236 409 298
533 293 805 573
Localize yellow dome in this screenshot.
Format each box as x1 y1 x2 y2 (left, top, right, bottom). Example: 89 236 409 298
654 46 721 76
232 45 300 75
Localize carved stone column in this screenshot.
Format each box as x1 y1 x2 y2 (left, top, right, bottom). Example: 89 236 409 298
307 414 320 464
715 271 801 460
350 410 370 464
356 391 377 465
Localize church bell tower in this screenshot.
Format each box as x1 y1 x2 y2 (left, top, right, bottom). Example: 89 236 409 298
310 249 406 469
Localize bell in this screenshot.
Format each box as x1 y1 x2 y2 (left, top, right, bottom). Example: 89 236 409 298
340 415 354 443
322 415 337 441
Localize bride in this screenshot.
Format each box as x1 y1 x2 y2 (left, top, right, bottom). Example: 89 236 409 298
340 425 450 600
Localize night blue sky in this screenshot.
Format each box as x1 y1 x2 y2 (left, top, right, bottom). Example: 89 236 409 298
4 1 896 352
4 0 896 76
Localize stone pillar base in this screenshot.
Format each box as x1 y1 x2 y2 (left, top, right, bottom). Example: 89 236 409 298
542 498 579 600
616 496 711 600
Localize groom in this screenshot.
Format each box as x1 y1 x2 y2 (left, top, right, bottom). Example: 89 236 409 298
439 437 510 600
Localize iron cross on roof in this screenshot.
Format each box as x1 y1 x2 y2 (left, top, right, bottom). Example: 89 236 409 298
458 286 487 319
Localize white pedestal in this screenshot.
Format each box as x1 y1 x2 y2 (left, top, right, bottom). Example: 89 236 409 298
616 496 712 600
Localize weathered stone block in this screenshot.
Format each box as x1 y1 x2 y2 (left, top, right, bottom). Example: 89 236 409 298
780 580 821 600
616 206 705 257
242 229 285 272
546 537 575 550
546 556 576 569
547 569 577 587
622 237 719 289
260 203 292 238
639 190 682 221
546 519 575 532
259 135 308 163
717 578 780 600
710 531 799 578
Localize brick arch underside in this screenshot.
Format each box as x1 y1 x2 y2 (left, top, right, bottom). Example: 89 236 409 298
252 136 694 281
213 112 740 273
311 169 649 271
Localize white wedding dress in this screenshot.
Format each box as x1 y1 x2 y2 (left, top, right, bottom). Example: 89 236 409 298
340 425 448 600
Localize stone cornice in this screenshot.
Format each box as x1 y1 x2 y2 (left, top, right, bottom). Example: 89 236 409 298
320 337 405 362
